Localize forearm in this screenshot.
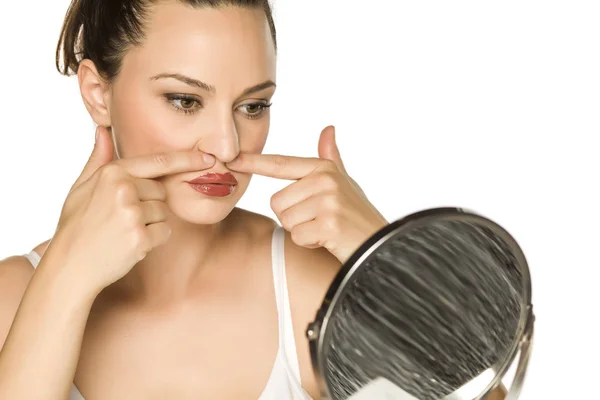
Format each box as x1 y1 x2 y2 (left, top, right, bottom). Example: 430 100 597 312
0 254 96 399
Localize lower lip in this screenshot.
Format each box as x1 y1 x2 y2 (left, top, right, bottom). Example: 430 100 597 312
188 183 236 197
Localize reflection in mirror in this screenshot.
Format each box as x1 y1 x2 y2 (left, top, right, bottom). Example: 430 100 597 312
308 209 534 400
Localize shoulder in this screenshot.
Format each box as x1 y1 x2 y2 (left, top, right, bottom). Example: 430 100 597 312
0 255 35 316
283 232 341 305
227 207 341 302
0 240 51 308
0 239 50 348
282 231 341 345
229 207 341 313
280 231 341 398
0 239 50 281
227 208 340 397
0 256 34 343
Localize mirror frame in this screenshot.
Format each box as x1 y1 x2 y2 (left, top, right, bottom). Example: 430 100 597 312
306 207 534 400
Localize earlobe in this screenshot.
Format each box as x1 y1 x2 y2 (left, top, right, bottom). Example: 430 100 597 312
78 59 112 127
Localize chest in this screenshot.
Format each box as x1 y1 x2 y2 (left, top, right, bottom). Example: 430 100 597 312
73 295 280 399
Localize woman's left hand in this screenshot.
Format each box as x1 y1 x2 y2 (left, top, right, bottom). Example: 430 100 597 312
226 126 388 263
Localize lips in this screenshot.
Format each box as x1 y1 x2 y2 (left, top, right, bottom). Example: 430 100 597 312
186 172 238 197
187 172 238 185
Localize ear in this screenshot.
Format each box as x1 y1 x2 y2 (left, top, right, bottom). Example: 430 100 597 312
78 59 112 127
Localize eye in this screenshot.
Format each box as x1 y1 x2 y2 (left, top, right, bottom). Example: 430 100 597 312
179 98 196 109
238 102 272 120
164 94 202 115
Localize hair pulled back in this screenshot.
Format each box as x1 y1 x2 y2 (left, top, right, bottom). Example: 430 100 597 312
56 0 277 81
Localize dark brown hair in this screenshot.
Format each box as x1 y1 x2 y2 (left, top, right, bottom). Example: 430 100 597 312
56 0 277 82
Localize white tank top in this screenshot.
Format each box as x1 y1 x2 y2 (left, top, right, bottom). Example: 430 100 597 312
23 226 312 400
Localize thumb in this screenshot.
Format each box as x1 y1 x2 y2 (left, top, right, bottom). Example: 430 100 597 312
72 126 115 188
318 125 347 174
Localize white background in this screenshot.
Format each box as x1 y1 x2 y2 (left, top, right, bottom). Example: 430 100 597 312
1 1 599 398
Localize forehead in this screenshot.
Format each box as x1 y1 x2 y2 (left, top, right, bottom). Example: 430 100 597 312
122 2 276 86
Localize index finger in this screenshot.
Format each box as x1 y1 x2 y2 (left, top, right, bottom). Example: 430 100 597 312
116 151 216 178
226 153 323 180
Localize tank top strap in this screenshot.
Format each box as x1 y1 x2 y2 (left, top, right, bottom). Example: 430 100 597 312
270 226 305 392
23 250 41 269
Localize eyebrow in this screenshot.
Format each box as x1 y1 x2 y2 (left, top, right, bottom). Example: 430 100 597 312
240 80 277 96
150 73 215 92
149 73 276 96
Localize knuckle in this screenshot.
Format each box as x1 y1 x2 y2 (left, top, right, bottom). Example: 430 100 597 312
272 155 288 169
152 152 174 168
114 179 136 198
317 171 338 188
290 227 319 248
290 227 302 245
279 212 292 231
323 194 341 211
130 226 145 246
123 205 143 225
321 159 338 172
162 223 173 238
270 194 281 212
323 214 342 234
130 227 150 259
99 163 121 180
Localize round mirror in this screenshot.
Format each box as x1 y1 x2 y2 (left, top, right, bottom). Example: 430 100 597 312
307 208 534 400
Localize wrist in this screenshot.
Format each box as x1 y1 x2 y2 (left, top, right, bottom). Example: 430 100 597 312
32 248 100 307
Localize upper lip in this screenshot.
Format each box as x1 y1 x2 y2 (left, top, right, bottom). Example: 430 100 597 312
187 172 238 185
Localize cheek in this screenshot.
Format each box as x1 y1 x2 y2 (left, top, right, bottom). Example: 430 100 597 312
109 89 185 158
238 120 270 155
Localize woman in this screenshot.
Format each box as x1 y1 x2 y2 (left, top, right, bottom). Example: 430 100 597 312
0 0 387 399
0 1 507 399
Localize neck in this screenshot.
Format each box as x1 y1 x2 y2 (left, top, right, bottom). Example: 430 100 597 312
111 210 235 305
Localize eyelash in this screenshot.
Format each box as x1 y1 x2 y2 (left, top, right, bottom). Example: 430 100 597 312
164 94 272 119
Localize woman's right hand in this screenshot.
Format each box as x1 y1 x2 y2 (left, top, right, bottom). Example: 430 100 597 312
43 126 215 295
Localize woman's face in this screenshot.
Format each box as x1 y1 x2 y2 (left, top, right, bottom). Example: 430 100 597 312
104 2 276 224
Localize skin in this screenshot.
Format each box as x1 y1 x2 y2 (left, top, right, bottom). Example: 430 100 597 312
0 2 508 399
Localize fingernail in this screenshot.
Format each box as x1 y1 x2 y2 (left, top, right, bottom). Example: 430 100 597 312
203 154 215 164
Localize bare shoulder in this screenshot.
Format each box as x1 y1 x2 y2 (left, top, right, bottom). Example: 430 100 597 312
282 231 342 399
283 233 341 309
232 206 341 282
0 239 51 348
0 236 50 290
232 207 342 291
226 208 339 397
0 238 51 286
283 231 341 338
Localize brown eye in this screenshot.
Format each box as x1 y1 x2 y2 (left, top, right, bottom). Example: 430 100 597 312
238 102 272 119
245 104 261 114
165 94 202 115
180 98 196 109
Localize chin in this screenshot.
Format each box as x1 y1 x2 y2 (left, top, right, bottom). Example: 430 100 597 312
169 204 236 225
165 182 248 225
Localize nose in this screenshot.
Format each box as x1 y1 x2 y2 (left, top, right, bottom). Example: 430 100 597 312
195 109 240 164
